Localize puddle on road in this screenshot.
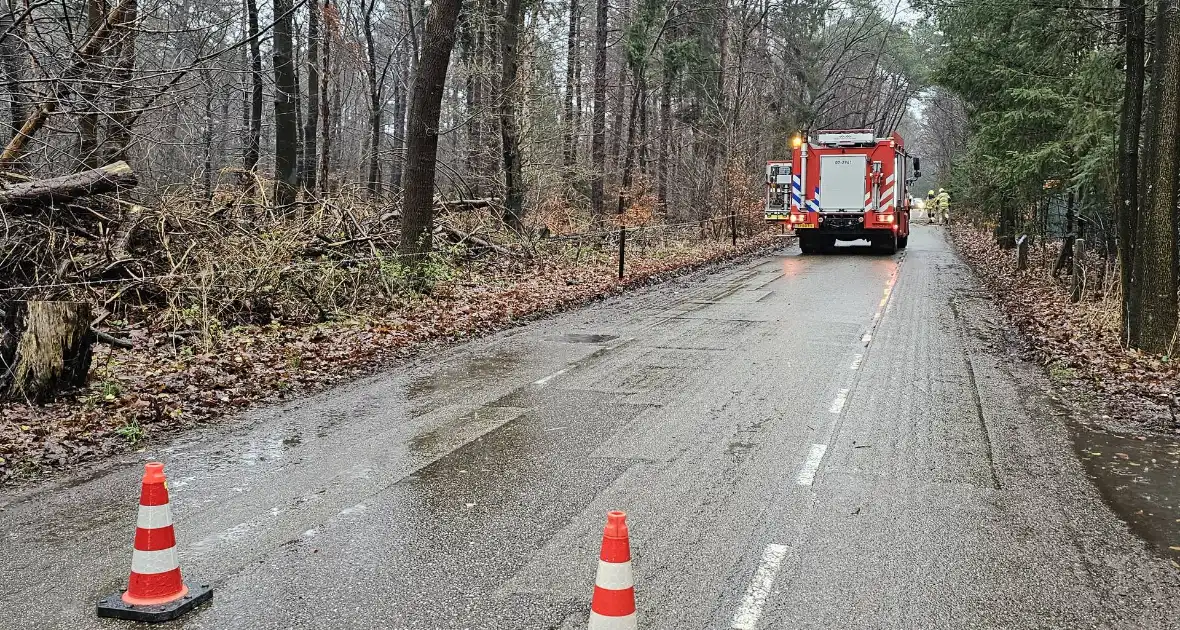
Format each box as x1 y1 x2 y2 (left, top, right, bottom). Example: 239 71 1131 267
406 350 527 405
553 333 618 344
1070 423 1180 562
408 406 526 459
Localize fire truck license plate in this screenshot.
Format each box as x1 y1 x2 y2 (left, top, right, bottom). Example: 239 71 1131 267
794 223 816 229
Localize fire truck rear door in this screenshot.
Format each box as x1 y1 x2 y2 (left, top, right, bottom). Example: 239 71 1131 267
819 154 868 212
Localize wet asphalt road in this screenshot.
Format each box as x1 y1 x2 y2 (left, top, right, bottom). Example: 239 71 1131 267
3 225 1180 629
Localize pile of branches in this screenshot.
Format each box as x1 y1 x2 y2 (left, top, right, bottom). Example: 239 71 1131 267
1 162 142 298
1 167 522 332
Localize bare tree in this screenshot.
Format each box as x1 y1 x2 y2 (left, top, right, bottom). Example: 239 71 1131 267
562 0 580 177
399 0 465 259
244 0 263 179
590 0 608 220
0 0 25 143
361 0 383 197
500 0 524 228
77 0 107 170
304 0 322 193
274 0 299 207
103 0 137 163
319 0 335 195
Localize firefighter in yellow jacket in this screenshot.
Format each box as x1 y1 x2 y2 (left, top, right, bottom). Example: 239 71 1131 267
936 188 951 224
926 190 938 224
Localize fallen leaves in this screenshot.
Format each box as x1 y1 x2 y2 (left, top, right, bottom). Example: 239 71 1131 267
951 226 1180 434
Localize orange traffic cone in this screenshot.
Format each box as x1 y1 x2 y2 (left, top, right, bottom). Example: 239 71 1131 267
588 511 637 629
97 462 212 622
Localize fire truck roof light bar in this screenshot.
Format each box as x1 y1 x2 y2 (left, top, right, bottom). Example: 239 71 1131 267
815 129 876 147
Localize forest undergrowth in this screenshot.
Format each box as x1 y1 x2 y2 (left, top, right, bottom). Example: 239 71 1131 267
950 225 1179 437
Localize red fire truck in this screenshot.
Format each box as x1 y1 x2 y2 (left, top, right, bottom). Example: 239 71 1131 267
765 129 919 254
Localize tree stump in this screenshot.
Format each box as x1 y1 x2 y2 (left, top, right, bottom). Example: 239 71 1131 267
1 301 94 402
1016 234 1029 271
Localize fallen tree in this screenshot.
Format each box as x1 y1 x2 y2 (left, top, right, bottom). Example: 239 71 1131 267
0 161 137 211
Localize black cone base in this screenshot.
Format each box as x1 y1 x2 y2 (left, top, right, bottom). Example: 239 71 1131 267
96 583 212 623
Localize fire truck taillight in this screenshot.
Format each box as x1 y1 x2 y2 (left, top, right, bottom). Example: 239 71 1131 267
876 214 894 223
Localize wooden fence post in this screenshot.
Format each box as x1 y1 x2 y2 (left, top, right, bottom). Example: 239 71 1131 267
1070 238 1085 303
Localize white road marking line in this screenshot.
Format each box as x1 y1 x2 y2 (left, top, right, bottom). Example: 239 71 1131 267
731 543 791 630
533 367 570 386
850 354 862 370
795 443 828 486
829 389 849 414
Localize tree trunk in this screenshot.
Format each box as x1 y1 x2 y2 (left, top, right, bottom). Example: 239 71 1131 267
244 0 263 180
1119 0 1146 346
590 0 609 220
1132 0 1180 353
362 0 383 198
716 0 728 126
390 62 408 191
658 14 675 213
482 0 501 194
710 0 728 191
1 301 94 403
318 0 332 195
330 59 343 183
563 0 579 178
616 67 645 216
303 0 321 194
203 80 215 198
1 0 27 148
462 0 483 196
293 36 303 186
273 0 299 208
103 0 136 163
639 74 649 176
76 0 108 171
995 200 1016 249
499 0 524 229
399 0 465 260
609 70 627 174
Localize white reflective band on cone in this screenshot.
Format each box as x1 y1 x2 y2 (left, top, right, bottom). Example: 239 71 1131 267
588 611 637 630
136 504 174 529
594 560 634 590
130 547 179 575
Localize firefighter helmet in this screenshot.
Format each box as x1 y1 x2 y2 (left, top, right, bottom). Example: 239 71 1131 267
927 190 935 196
